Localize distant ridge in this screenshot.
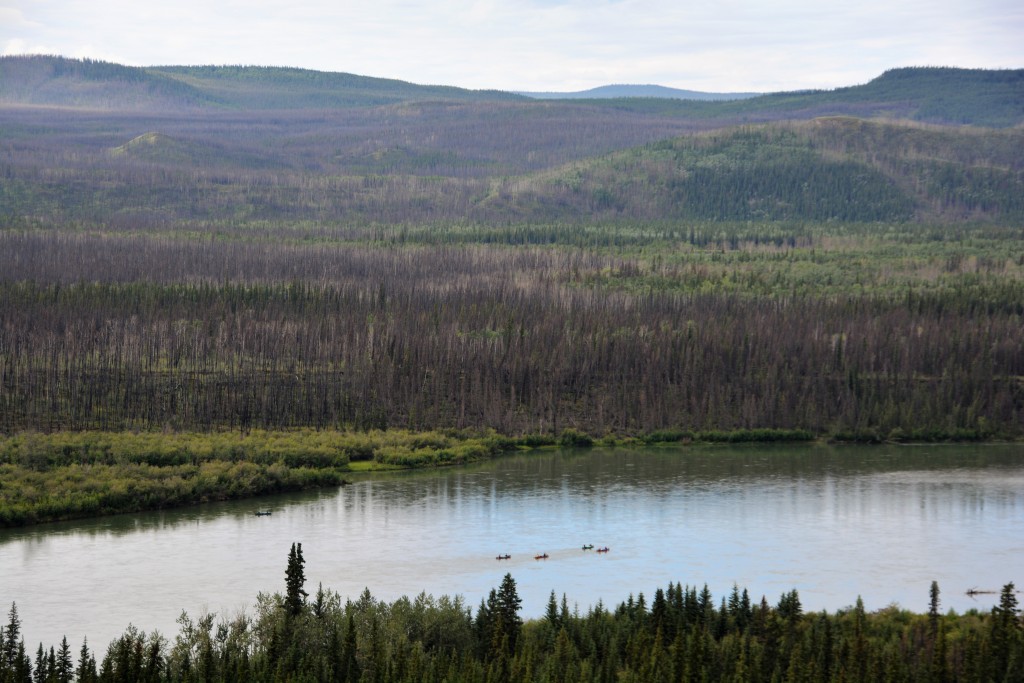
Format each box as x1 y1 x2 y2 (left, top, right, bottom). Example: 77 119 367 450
1 57 1021 126
517 84 760 101
0 55 524 110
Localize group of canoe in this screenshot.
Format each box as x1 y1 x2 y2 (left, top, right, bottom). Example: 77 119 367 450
495 545 610 561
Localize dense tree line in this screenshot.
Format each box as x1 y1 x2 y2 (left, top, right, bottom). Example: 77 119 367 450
1 548 1021 682
1 232 1021 438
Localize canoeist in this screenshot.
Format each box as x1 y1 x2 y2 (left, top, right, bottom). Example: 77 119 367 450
582 544 594 550
496 554 511 560
596 547 610 553
534 553 549 560
254 511 272 516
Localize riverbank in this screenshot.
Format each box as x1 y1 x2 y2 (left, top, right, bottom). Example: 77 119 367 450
0 428 518 526
0 425 1003 527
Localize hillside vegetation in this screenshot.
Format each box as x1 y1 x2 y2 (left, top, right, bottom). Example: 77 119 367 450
0 55 521 110
2 59 1023 683
1 56 1023 452
488 119 1024 223
2 109 1023 226
572 67 1024 128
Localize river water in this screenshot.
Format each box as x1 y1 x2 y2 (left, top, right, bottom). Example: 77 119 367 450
2 443 1022 651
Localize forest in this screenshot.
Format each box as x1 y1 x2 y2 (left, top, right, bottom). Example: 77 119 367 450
1 54 1024 682
1 546 1021 682
1 57 1024 526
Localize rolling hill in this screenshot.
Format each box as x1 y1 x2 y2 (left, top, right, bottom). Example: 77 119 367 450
475 118 1024 224
1 56 1023 229
1 56 1021 127
0 55 522 111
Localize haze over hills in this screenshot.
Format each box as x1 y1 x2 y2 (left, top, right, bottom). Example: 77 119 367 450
1 54 1023 227
1 55 1022 127
516 84 761 101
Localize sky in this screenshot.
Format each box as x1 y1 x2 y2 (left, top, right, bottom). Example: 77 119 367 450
1 0 1022 93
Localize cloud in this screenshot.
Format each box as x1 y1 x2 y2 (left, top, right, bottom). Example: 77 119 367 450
2 38 28 56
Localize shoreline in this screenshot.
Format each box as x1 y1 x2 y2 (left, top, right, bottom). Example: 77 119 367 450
1 427 1017 528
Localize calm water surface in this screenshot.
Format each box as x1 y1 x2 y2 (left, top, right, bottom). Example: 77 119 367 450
2 443 1023 650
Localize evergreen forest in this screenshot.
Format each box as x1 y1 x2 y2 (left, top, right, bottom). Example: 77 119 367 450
1 547 1021 683
2 53 1024 682
2 57 1024 525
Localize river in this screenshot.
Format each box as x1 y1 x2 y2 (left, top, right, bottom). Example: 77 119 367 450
2 442 1022 651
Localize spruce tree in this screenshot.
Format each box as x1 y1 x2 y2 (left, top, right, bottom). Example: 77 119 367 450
990 582 1021 680
55 637 72 683
474 592 495 659
491 574 523 657
75 638 96 683
340 613 360 683
13 640 31 683
544 591 560 634
928 580 941 636
284 542 307 616
2 603 21 673
45 648 55 683
33 644 45 683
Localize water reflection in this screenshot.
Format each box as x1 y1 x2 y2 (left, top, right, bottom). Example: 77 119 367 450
1 443 1022 652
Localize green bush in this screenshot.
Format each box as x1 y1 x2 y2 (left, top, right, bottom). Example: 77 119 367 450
558 429 594 448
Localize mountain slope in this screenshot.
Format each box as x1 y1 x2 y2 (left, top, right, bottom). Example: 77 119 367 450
558 67 1024 128
0 55 522 111
0 55 217 109
474 118 1024 223
754 67 1024 127
149 64 523 108
2 57 1021 127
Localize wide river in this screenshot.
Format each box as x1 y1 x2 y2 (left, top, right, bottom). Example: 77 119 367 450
2 443 1023 650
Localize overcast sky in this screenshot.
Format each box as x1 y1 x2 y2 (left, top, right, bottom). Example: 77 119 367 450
2 0 1022 92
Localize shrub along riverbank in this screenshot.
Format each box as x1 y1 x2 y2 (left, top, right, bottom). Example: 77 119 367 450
0 426 997 527
0 428 515 526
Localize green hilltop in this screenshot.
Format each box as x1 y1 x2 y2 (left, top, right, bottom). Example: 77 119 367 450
149 63 524 108
555 67 1024 128
0 55 523 110
480 118 1024 224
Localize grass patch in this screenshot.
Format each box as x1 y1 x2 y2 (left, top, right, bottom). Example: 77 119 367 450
0 428 524 526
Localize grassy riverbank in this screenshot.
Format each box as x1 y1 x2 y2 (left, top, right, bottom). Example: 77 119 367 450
1 425 1002 527
0 428 522 526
